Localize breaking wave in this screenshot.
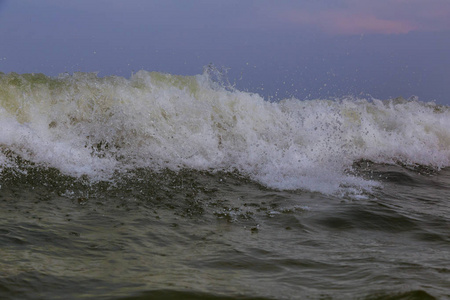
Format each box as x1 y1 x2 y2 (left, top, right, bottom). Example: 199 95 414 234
1 69 449 195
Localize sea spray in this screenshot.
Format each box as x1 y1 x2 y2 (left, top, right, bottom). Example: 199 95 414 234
1 70 449 195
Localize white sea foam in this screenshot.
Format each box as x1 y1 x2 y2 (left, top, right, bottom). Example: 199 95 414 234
1 71 449 194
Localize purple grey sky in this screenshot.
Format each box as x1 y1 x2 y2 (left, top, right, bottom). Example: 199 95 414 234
0 0 449 104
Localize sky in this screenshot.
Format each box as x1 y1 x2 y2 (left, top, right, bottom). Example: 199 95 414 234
0 0 449 104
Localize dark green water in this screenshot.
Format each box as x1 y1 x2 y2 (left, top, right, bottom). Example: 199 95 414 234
1 165 449 300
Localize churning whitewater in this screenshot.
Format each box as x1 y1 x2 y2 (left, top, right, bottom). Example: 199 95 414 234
1 70 449 195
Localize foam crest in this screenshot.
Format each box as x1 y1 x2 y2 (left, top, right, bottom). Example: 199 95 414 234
1 71 449 194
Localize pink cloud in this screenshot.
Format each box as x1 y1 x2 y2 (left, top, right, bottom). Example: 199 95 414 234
230 1 450 35
277 0 450 35
284 10 418 35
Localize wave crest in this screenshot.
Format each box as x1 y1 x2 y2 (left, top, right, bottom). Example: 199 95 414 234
1 70 449 195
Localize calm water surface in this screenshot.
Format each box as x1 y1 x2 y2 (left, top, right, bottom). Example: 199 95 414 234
1 165 449 300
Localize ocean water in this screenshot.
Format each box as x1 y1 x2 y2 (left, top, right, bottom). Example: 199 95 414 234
0 70 449 299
